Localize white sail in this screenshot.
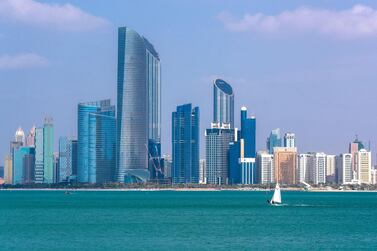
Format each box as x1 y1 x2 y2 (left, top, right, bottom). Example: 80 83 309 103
271 183 281 204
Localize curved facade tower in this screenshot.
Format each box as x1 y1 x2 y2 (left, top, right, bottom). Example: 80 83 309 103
117 27 161 183
213 79 234 128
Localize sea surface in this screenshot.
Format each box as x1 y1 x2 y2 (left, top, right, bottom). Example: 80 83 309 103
0 190 377 250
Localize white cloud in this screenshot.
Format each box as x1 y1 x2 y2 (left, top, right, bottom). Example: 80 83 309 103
0 53 49 69
0 0 110 31
218 5 377 38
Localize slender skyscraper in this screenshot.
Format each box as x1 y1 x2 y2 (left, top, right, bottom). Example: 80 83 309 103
267 128 282 154
213 79 234 128
43 117 54 184
34 127 44 183
59 137 77 182
78 100 116 183
284 133 295 148
172 104 200 183
117 26 161 183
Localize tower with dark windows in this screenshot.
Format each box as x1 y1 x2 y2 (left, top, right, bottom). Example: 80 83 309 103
116 27 161 183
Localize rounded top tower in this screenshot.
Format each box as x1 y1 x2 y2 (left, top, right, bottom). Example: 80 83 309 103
15 127 25 143
214 79 233 96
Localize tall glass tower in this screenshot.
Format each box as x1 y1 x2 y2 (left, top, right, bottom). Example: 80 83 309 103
43 117 54 184
172 104 200 183
267 128 282 154
213 79 234 128
78 100 116 183
117 27 161 183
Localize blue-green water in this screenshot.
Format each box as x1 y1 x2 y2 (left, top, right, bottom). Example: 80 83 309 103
1 191 377 250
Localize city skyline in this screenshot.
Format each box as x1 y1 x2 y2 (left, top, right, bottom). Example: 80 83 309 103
2 0 377 164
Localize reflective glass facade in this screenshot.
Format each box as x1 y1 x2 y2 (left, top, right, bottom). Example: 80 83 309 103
59 137 77 182
267 128 282 154
34 127 44 183
78 100 116 183
43 118 54 184
13 147 35 184
117 27 161 183
172 104 200 183
213 79 234 128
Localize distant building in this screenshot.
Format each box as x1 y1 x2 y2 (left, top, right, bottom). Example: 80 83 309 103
4 155 12 184
283 133 295 148
326 155 336 183
205 126 234 185
23 153 35 184
162 154 172 178
78 100 116 183
59 137 78 182
172 104 200 183
336 153 353 184
25 126 36 147
273 147 297 185
371 168 377 185
0 166 3 178
308 152 326 185
267 128 282 154
228 107 257 185
357 149 371 184
34 127 44 183
257 151 274 184
213 79 234 128
298 153 311 183
15 127 25 145
199 159 206 184
13 147 35 184
43 118 54 184
117 26 161 183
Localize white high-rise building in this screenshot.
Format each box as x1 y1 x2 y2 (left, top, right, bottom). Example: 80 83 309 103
336 153 353 184
356 149 371 184
199 159 206 184
15 127 25 145
284 133 295 148
371 168 377 185
326 155 336 183
308 152 326 185
298 153 311 183
257 151 274 184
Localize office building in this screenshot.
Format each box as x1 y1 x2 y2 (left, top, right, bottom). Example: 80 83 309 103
206 126 234 185
23 153 35 184
274 147 297 185
58 137 77 182
34 127 44 183
284 133 295 148
336 153 353 184
267 128 282 154
15 127 25 144
298 153 311 183
162 154 172 179
308 152 326 185
117 26 161 183
357 149 371 184
78 100 116 183
199 159 206 184
13 147 35 184
25 126 36 147
257 151 274 184
326 155 336 183
172 104 199 183
4 155 12 184
213 79 234 128
43 118 54 184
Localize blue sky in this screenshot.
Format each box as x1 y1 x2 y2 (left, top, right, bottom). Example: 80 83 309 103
1 0 377 163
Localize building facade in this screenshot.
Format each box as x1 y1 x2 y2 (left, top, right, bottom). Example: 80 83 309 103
43 118 54 184
326 155 336 183
34 127 44 183
284 133 295 148
172 104 200 183
4 155 12 184
336 153 353 184
213 79 234 128
257 151 274 184
357 149 371 184
13 147 35 184
78 100 116 183
274 147 297 185
117 26 161 183
267 128 282 154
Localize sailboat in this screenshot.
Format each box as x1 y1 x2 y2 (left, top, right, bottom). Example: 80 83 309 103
267 183 281 205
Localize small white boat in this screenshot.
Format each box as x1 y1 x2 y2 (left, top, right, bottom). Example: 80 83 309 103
267 183 281 205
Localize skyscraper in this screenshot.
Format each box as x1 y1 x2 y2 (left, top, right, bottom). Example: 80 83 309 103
59 137 77 182
15 127 25 145
308 152 326 185
298 153 311 183
284 133 295 148
25 126 36 147
257 151 274 184
43 118 54 184
274 147 297 185
267 128 282 154
34 127 44 183
326 155 336 183
78 100 116 183
206 127 235 185
117 26 161 183
336 153 353 184
13 147 35 184
172 104 200 184
357 149 371 184
213 79 234 128
23 153 35 184
4 155 12 184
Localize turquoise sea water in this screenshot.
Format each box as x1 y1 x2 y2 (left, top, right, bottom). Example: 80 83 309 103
0 190 377 250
